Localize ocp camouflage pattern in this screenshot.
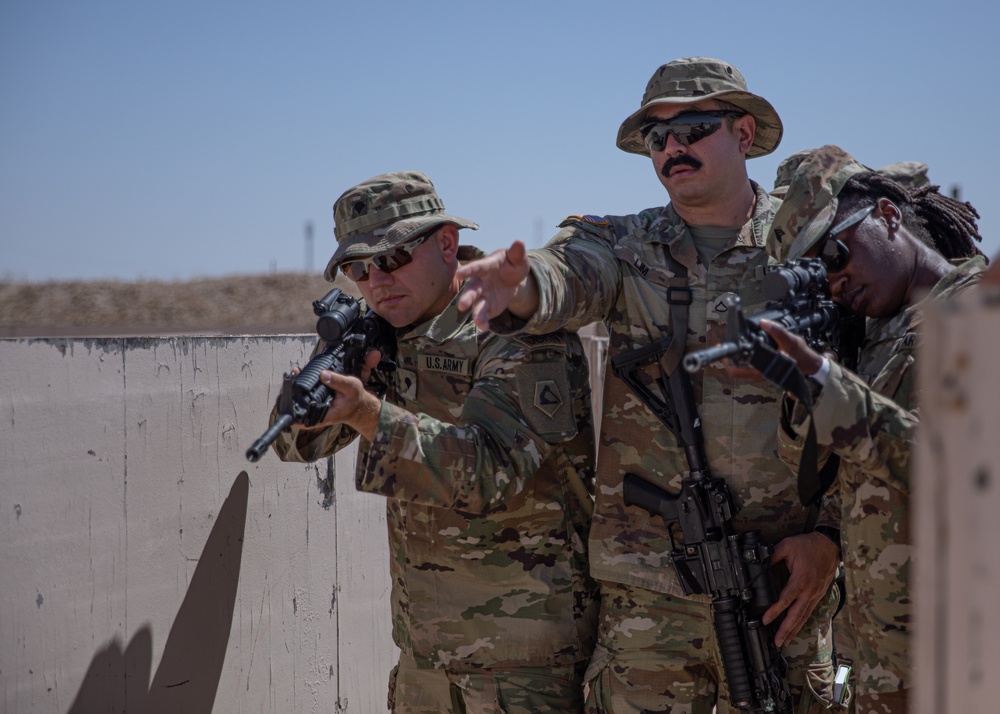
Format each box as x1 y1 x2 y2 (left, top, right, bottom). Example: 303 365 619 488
272 283 599 671
780 256 986 695
766 145 869 263
490 183 839 707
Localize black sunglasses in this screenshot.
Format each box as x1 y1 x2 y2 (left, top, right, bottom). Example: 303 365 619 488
339 226 438 282
816 204 875 273
639 110 746 153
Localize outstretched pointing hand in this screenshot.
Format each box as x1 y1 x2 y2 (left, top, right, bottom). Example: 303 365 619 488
456 240 536 331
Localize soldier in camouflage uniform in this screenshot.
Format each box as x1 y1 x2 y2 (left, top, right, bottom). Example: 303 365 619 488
770 148 933 675
762 145 986 714
457 58 842 714
270 171 599 713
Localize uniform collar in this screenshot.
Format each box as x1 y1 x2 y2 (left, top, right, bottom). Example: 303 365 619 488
645 181 776 271
927 254 988 301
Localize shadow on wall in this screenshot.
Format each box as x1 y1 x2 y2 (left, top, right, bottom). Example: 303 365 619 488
66 472 250 714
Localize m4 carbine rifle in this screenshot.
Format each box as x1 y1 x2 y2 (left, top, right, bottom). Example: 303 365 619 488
683 257 861 378
683 256 863 507
609 257 854 713
611 350 793 713
246 288 395 463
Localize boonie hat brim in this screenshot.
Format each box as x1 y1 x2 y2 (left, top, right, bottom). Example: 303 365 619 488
617 90 783 159
324 212 478 282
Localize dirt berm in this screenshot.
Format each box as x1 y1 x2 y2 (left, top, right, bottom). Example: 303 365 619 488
0 273 361 338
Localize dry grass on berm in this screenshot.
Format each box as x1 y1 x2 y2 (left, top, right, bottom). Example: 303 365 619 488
0 272 362 338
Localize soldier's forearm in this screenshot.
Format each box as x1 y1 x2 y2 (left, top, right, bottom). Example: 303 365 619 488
508 273 540 321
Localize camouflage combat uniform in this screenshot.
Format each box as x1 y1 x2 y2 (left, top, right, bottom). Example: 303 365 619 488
780 256 985 702
274 274 600 713
491 183 839 714
770 148 930 677
766 145 986 712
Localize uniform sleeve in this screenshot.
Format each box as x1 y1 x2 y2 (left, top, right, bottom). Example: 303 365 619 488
787 361 917 493
355 334 593 514
270 421 359 463
490 222 623 335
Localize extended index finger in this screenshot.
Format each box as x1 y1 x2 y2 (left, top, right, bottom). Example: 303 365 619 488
457 277 485 313
455 248 507 283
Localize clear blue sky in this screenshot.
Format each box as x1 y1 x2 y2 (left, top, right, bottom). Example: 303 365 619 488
2 1 998 282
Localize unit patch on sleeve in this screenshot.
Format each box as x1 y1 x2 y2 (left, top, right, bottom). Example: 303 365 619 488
513 362 577 439
534 380 563 418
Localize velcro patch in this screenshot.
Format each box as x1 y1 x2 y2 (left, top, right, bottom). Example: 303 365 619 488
418 354 472 376
708 292 739 322
534 380 563 418
395 368 418 402
514 361 577 439
562 214 609 227
893 333 918 351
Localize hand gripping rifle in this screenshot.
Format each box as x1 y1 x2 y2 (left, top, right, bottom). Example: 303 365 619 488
245 288 395 462
682 256 863 507
682 257 858 378
612 339 793 713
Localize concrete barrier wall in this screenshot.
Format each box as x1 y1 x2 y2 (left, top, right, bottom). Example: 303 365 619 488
1 336 396 713
1 331 608 714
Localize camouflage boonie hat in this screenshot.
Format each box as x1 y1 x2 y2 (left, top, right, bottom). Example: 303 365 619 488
324 170 478 281
617 57 783 159
876 161 930 191
773 151 929 199
772 148 823 198
766 145 868 262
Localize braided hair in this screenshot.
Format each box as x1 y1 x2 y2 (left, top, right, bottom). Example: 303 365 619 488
837 171 984 262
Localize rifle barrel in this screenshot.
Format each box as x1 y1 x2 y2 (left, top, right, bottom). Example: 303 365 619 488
246 412 294 462
683 342 743 373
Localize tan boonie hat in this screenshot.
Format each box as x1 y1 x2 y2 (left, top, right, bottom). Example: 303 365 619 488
766 145 869 262
324 170 478 281
617 57 783 159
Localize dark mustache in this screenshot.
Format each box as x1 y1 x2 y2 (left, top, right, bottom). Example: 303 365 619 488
661 154 702 177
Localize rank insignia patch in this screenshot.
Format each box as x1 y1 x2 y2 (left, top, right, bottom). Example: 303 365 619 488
396 368 418 402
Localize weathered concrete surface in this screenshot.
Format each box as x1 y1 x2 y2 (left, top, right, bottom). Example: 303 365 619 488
0 336 395 713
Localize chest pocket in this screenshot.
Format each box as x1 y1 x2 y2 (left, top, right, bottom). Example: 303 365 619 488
612 241 693 359
394 345 477 421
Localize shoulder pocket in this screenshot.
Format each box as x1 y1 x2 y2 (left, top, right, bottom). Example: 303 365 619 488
870 351 915 398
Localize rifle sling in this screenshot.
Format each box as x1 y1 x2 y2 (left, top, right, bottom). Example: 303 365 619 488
612 241 692 375
608 248 702 467
743 341 836 510
614 227 836 521
612 236 834 691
